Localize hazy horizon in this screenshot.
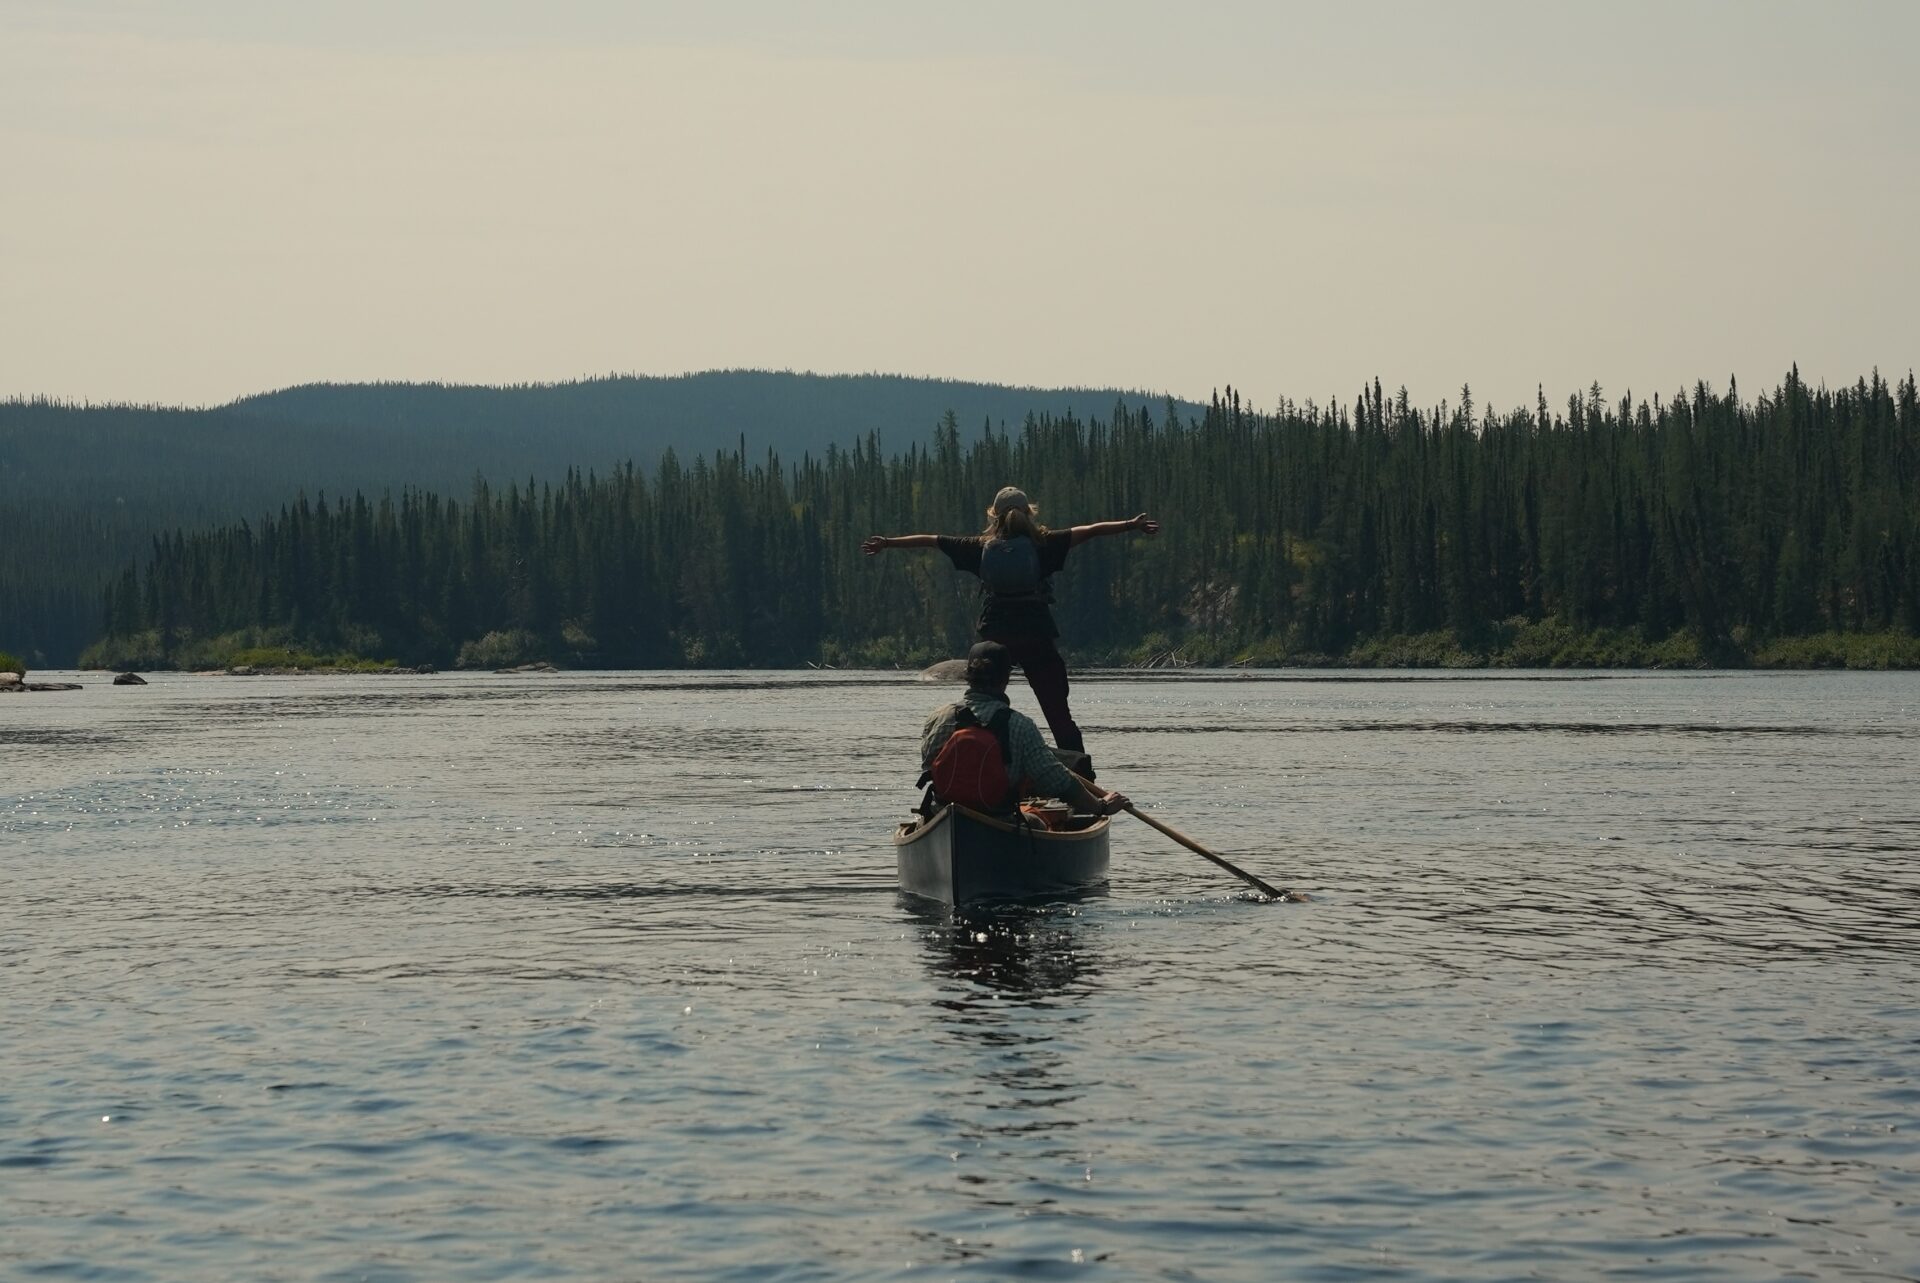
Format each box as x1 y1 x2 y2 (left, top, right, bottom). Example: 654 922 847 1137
5 0 1916 414
9 364 1909 423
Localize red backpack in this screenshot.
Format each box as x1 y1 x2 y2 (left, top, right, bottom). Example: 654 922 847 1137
929 705 1015 811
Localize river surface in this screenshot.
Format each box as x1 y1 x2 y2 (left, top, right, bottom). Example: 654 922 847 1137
4 669 1919 1281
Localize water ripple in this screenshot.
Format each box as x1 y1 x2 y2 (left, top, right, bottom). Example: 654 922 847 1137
2 670 1917 1281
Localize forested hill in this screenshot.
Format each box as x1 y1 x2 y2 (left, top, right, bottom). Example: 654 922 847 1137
86 369 1920 674
230 372 1192 462
0 371 1194 664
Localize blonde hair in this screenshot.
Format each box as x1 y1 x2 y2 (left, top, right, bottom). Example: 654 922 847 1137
984 504 1046 540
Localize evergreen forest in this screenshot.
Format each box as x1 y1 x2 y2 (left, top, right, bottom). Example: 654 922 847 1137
82 368 1920 672
1 372 1187 664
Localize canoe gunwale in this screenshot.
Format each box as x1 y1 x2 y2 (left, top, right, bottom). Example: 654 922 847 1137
893 802 1111 847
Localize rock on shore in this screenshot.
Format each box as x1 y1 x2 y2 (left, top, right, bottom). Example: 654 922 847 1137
1 675 83 692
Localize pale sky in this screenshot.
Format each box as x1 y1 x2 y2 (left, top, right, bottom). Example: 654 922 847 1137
3 0 1915 414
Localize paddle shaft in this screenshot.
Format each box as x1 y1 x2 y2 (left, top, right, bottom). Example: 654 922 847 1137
1073 772 1299 901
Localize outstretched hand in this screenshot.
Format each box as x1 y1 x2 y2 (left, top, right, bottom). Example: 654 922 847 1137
1130 513 1161 536
1101 790 1131 814
861 535 888 556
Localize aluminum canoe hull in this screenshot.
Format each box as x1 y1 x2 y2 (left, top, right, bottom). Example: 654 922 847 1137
894 804 1111 905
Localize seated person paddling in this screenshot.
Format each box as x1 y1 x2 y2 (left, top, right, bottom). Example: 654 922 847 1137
920 642 1128 819
866 485 1159 769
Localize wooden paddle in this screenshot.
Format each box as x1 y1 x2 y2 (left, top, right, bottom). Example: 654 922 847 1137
1072 771 1307 902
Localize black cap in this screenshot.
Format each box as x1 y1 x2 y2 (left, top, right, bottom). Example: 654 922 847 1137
965 640 1013 680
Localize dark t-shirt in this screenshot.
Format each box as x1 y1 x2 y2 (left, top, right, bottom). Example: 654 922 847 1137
937 530 1073 639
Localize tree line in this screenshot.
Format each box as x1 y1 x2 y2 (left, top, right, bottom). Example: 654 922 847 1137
1 373 1190 664
85 367 1920 670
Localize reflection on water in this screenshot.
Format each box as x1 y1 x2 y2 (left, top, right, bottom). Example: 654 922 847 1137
3 669 1920 1281
910 900 1104 1002
908 898 1108 1267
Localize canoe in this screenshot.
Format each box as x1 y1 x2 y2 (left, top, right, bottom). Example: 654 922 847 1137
894 803 1111 905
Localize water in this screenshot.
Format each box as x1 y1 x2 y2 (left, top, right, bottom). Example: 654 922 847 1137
5 669 1919 1281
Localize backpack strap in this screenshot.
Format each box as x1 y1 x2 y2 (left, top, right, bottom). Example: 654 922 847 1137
985 707 1018 807
984 706 1014 764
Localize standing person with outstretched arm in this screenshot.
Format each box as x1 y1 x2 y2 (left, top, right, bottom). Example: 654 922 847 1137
863 486 1159 773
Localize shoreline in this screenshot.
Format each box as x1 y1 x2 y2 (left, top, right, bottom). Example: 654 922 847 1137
51 658 1920 679
51 625 1920 677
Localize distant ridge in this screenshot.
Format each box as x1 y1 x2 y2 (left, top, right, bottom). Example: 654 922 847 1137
226 369 1199 461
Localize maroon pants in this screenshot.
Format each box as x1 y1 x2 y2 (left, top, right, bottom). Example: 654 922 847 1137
983 631 1085 754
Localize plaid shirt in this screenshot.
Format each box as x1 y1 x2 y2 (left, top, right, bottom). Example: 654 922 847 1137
920 687 1078 802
